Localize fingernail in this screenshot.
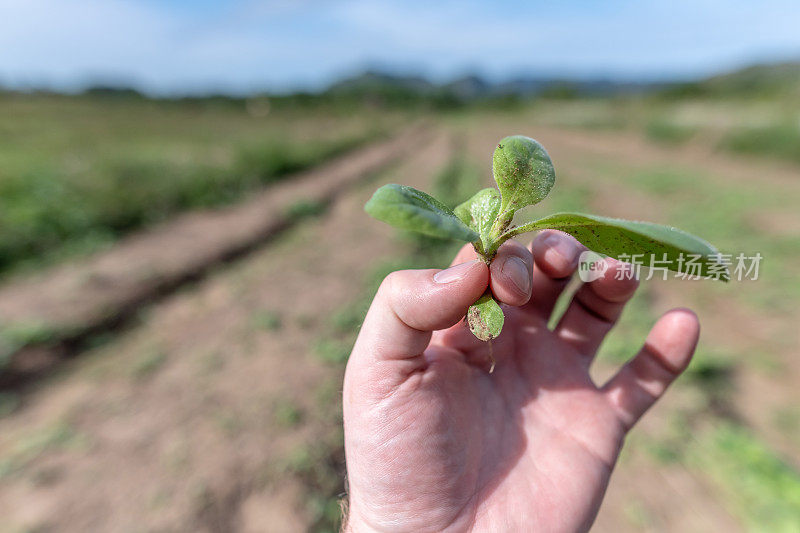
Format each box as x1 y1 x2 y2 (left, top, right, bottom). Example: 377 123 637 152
434 260 479 284
501 256 531 294
543 233 579 265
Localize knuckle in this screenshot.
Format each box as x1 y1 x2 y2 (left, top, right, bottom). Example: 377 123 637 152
379 270 409 303
380 271 401 295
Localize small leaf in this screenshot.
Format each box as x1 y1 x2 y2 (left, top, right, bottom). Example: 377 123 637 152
454 188 502 252
507 212 729 280
364 184 479 242
493 136 556 216
467 291 504 341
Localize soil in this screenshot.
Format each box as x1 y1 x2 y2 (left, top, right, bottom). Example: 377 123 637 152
0 129 453 532
0 125 429 388
0 117 797 532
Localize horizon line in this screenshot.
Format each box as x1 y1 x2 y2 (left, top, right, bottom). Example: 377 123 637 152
3 56 798 99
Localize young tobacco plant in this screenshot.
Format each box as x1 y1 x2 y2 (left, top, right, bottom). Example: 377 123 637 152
365 135 728 342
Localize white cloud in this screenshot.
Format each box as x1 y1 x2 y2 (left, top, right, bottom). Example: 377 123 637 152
0 0 798 94
0 0 180 88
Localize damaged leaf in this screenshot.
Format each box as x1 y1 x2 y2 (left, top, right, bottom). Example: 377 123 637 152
467 292 504 342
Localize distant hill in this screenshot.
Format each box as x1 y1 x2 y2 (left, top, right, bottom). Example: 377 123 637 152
82 85 146 99
441 75 492 100
323 70 457 106
701 61 800 95
324 69 657 102
324 61 800 103
327 70 436 95
3 60 797 103
658 61 800 98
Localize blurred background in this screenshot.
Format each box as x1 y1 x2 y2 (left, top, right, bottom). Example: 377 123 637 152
0 1 799 531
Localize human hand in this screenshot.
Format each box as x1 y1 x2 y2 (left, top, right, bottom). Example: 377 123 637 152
343 231 700 532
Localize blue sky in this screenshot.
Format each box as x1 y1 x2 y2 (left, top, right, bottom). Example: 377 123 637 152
2 0 799 94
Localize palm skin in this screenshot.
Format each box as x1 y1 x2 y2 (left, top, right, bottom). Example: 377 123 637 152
343 232 699 532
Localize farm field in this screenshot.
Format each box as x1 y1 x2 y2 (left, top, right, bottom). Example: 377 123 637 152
0 94 406 278
0 95 799 532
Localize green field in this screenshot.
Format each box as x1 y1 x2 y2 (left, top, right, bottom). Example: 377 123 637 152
0 68 799 531
0 94 404 277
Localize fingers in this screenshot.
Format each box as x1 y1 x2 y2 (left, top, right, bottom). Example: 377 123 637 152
522 230 582 320
489 240 533 306
350 260 488 366
450 241 533 307
449 231 581 324
554 258 639 362
431 242 532 357
602 309 700 430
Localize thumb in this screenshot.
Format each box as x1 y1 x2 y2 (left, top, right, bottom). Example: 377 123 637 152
348 259 487 373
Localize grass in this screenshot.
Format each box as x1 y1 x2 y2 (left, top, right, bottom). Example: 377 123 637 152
0 392 19 418
278 437 346 530
645 118 697 145
623 499 654 529
3 91 799 531
251 309 283 332
313 339 351 364
328 306 365 334
691 422 800 532
527 99 630 131
719 123 800 164
0 134 368 278
0 420 89 479
524 97 800 169
627 350 799 531
212 409 244 437
130 347 168 379
286 199 328 221
273 398 304 428
0 95 396 279
0 321 56 367
593 284 658 365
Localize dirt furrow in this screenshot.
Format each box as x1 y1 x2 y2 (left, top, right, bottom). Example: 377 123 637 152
0 130 454 533
0 124 430 389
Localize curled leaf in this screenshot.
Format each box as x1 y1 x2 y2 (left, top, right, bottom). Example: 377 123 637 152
493 135 556 216
365 184 479 242
454 188 502 253
467 291 504 341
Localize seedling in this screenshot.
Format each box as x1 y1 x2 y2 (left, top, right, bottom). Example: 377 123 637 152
365 135 728 341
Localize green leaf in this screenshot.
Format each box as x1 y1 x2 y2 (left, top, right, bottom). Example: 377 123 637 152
364 184 479 242
454 188 502 253
493 136 556 217
507 212 729 280
467 291 504 341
